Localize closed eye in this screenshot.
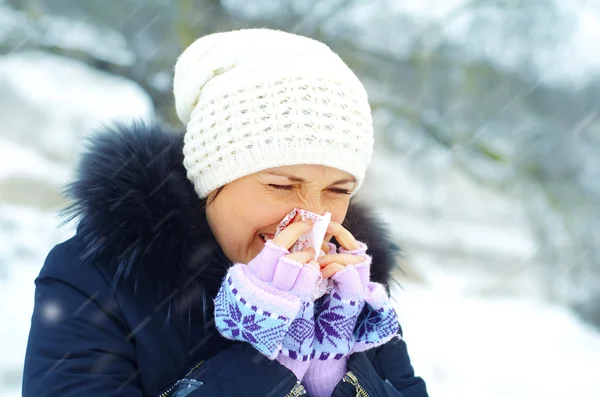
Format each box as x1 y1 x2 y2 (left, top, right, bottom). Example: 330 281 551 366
268 184 351 195
329 188 351 195
268 184 293 191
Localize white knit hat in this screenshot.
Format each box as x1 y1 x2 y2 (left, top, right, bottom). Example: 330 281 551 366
173 28 374 199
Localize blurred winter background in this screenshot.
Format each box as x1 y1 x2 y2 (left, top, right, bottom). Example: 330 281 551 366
1 0 599 396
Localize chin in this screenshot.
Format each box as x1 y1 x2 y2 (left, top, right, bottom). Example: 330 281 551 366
235 235 274 264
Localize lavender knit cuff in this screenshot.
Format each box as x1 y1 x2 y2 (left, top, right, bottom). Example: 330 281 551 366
330 265 365 301
339 241 368 256
330 254 371 301
303 357 347 397
277 352 311 381
248 240 289 281
364 281 391 309
247 240 320 300
275 258 321 300
232 265 301 319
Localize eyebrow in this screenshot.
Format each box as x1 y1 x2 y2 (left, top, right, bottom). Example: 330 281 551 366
266 171 355 185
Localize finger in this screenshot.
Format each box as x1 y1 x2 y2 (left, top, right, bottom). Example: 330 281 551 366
321 240 331 254
271 220 313 249
326 242 338 255
283 248 315 265
318 254 364 267
307 259 319 267
290 212 301 224
326 222 360 251
321 263 346 279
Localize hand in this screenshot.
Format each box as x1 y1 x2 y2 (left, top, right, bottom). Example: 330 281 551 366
318 254 364 279
324 221 361 251
270 220 319 266
317 222 366 279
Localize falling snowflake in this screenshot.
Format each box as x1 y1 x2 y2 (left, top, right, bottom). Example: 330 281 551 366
41 300 62 323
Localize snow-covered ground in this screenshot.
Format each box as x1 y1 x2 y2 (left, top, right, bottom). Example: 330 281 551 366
0 203 74 395
394 283 600 396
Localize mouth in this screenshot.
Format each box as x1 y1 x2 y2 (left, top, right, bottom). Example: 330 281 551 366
259 233 275 243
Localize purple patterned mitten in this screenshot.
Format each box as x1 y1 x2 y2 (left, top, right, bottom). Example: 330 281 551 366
214 241 319 357
214 240 320 380
304 241 401 396
275 260 319 380
351 281 400 353
337 242 400 353
312 242 370 360
303 243 370 397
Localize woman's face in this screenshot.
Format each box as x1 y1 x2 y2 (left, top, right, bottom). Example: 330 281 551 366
206 164 356 264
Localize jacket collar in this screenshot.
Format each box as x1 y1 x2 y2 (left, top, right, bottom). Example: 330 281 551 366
63 121 400 304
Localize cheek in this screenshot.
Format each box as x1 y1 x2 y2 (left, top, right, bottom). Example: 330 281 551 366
327 200 350 224
206 191 259 261
248 200 290 232
234 200 292 260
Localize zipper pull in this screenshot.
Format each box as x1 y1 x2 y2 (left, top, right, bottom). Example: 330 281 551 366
342 371 368 397
285 381 306 397
343 371 359 397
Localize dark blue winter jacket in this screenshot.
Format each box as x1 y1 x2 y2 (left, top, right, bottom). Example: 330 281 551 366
22 122 428 396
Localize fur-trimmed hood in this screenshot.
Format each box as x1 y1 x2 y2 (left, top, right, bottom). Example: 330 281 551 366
63 122 399 310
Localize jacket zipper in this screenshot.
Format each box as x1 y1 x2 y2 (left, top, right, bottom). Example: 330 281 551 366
284 381 307 397
156 359 302 397
342 371 370 397
158 360 205 397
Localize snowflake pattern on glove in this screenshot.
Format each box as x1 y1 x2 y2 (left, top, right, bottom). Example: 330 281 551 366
220 300 266 343
215 276 290 358
214 231 400 365
280 300 315 361
313 292 364 360
354 304 399 346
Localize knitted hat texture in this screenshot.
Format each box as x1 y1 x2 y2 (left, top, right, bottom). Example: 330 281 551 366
173 28 374 198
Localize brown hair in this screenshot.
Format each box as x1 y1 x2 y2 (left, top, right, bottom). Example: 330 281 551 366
207 186 225 206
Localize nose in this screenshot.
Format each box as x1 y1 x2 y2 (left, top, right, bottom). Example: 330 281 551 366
297 192 325 215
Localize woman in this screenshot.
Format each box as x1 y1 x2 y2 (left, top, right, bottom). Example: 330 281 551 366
22 28 428 396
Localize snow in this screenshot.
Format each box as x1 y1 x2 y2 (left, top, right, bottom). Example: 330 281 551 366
37 15 134 66
328 0 600 87
387 0 469 22
0 50 153 393
0 52 152 127
556 1 600 85
0 141 71 187
0 264 40 381
0 2 134 66
360 152 538 280
394 283 600 397
416 0 600 86
0 52 155 164
0 204 74 394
